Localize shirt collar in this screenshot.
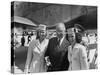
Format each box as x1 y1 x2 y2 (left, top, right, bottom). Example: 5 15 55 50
58 36 65 46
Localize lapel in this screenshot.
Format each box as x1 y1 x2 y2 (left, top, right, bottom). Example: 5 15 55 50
57 37 68 51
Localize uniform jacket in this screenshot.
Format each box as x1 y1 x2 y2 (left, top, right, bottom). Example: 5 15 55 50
68 43 89 70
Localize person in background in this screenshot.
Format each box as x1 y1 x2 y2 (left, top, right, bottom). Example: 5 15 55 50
74 24 90 61
45 23 70 71
67 27 89 70
24 24 49 73
21 33 25 46
95 33 97 44
27 35 31 44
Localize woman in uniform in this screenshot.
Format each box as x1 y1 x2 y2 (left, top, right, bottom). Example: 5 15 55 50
24 24 49 73
67 27 89 70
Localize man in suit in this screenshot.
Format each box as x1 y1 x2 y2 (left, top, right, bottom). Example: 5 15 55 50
45 23 70 72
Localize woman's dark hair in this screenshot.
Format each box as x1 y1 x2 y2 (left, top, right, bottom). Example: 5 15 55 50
75 32 82 43
66 33 69 41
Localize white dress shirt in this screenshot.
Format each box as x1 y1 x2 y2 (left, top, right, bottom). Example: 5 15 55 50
58 36 65 46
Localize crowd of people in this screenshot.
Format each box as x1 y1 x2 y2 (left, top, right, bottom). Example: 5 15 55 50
11 31 36 49
23 23 97 73
11 22 97 73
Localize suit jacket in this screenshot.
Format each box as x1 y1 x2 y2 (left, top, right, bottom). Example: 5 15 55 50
45 37 70 71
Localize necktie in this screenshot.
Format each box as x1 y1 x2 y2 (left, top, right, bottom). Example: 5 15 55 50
58 38 60 46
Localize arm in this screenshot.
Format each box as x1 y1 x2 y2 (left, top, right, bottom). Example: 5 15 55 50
44 39 51 66
68 46 71 62
79 46 89 70
44 39 50 57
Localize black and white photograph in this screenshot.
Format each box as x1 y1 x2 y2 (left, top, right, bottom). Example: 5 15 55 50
11 1 98 74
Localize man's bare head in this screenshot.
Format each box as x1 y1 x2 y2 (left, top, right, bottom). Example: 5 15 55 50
56 23 66 38
56 23 66 32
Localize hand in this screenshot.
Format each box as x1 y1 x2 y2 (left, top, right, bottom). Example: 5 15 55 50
45 56 51 66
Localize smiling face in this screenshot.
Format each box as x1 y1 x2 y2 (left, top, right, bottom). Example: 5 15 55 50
68 32 75 44
56 28 65 39
38 29 46 39
56 23 66 39
36 24 47 40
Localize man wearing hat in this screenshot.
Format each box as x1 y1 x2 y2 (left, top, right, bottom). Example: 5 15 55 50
74 24 89 48
45 23 70 71
74 24 85 33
